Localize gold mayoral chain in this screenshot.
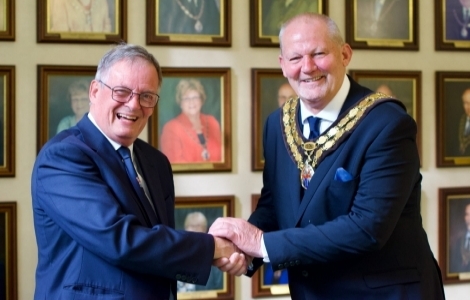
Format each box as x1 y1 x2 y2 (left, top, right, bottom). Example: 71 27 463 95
282 92 395 189
174 0 205 33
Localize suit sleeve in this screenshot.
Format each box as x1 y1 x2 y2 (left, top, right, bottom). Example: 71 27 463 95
32 139 214 283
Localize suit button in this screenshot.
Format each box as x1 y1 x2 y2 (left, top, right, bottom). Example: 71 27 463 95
295 260 300 265
290 261 295 266
176 274 181 280
302 270 308 277
283 262 289 268
181 275 187 281
278 264 283 269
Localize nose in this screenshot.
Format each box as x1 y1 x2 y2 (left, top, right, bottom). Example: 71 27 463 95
126 93 142 108
302 56 317 73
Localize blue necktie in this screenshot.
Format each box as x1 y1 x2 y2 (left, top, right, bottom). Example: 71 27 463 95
307 116 321 139
117 147 156 224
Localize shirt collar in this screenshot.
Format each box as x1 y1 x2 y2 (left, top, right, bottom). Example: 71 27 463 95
87 113 134 153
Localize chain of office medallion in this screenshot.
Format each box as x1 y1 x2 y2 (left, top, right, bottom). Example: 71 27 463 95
282 92 391 172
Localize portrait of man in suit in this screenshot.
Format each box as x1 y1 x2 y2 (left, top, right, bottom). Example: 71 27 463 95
449 200 470 274
444 85 470 158
355 0 410 40
445 0 470 40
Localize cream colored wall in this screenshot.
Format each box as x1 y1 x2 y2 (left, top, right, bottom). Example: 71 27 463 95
1 1 469 299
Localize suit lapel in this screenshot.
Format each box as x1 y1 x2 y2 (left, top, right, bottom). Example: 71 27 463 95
133 142 169 226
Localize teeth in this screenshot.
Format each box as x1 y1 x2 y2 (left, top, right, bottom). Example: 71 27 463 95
117 113 137 121
305 76 322 82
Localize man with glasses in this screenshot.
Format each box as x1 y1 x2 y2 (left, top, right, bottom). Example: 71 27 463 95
31 43 246 299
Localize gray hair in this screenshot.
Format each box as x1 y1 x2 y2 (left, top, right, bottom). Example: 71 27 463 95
279 13 344 53
95 42 163 88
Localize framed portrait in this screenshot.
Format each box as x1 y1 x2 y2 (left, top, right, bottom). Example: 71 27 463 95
37 65 96 152
0 202 18 300
349 70 422 162
345 0 419 50
249 0 328 47
175 195 234 299
0 66 15 177
251 194 289 297
435 71 470 167
146 0 231 47
0 0 15 40
148 67 232 173
37 0 127 43
438 187 470 284
435 0 470 51
251 68 295 171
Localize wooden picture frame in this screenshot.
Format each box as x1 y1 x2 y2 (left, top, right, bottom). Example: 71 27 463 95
148 67 232 173
37 0 127 44
251 194 289 298
349 70 422 162
0 66 15 177
37 65 96 152
0 0 15 40
435 0 470 51
438 187 470 284
175 195 235 299
345 0 419 50
146 0 231 47
435 71 470 167
0 202 17 300
249 0 328 47
251 68 296 171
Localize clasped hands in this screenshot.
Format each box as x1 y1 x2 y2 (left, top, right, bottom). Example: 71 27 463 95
210 217 263 276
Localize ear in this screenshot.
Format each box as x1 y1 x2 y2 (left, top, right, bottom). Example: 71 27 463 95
279 54 288 78
89 80 99 103
341 43 353 67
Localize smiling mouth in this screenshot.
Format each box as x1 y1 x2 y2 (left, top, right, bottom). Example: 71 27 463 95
302 75 324 83
117 113 137 121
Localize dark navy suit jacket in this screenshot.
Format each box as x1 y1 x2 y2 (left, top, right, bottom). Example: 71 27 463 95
248 78 445 299
32 115 215 299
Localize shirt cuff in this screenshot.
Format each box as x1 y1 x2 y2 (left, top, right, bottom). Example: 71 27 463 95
261 234 270 263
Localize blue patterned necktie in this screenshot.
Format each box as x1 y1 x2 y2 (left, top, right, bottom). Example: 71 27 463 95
307 116 321 139
117 147 156 223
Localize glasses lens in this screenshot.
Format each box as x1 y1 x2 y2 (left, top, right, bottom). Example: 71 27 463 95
139 93 158 107
112 87 132 102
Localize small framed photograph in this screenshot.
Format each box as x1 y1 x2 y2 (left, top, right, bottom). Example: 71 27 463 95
251 68 296 171
0 66 15 177
345 0 419 50
37 65 96 152
249 0 328 47
438 187 470 284
146 0 231 47
435 0 470 51
0 202 18 300
251 194 289 297
0 0 15 40
148 67 232 173
175 195 234 299
435 71 470 167
37 0 126 44
349 70 422 161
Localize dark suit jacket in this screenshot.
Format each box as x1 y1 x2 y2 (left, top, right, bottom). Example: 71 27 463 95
32 115 215 299
248 78 445 299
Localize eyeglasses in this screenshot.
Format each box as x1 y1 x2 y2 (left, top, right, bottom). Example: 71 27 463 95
99 80 160 108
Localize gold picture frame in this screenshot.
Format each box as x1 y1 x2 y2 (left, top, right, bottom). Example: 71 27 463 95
175 195 235 299
148 67 232 173
0 0 15 40
438 187 470 284
146 0 231 47
37 65 96 152
345 0 419 50
0 202 17 300
435 0 470 51
435 71 470 167
37 0 127 44
0 65 15 177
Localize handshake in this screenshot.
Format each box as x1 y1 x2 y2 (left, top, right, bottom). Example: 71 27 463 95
209 217 264 276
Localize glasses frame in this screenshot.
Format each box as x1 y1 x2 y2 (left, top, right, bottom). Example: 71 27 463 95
99 80 160 108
